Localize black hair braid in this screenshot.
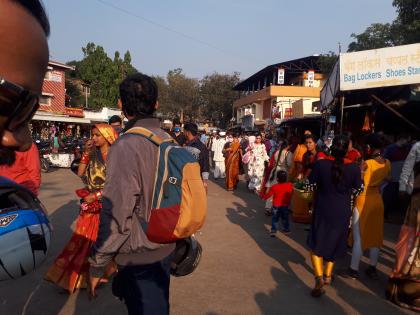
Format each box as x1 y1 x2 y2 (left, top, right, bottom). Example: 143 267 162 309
331 135 350 185
331 156 344 185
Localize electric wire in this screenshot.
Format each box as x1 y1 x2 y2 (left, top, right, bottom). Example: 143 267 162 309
95 0 259 64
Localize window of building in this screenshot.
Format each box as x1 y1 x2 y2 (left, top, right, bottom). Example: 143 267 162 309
44 70 62 82
39 95 51 106
44 70 52 80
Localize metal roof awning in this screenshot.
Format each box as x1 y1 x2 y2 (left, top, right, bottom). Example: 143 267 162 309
33 113 91 124
280 114 322 124
234 55 321 91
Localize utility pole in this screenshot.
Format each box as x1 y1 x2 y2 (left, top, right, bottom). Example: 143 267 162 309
85 85 88 109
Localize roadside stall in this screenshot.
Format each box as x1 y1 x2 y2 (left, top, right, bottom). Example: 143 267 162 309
31 110 92 168
321 43 420 140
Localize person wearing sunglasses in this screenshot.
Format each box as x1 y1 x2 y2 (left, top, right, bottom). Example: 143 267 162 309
0 0 50 166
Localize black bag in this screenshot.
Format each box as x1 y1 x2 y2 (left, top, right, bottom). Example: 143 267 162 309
111 272 124 300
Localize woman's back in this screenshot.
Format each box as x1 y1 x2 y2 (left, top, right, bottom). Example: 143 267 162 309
312 159 361 196
363 159 391 188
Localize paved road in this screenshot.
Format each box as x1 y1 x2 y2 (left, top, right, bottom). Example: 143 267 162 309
0 169 414 315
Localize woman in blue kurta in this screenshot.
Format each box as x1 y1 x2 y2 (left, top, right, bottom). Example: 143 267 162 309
305 135 363 298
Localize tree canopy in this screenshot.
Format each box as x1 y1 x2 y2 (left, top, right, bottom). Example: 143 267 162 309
66 42 138 110
348 0 420 51
154 70 240 128
66 43 239 127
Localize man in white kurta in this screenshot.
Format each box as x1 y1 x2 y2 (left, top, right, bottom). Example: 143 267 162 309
212 132 227 179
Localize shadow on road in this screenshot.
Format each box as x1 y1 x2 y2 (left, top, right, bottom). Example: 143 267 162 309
223 179 409 315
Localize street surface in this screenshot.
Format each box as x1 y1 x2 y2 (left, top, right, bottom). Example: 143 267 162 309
0 169 415 315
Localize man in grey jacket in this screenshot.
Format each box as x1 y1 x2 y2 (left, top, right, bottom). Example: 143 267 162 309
400 141 420 195
88 73 175 314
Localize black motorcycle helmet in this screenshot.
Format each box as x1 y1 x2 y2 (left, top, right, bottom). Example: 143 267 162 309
170 235 202 277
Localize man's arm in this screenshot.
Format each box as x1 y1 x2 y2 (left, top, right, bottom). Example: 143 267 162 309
263 186 274 200
399 142 420 192
88 139 141 277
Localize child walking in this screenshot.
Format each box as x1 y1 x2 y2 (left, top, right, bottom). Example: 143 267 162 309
263 170 294 236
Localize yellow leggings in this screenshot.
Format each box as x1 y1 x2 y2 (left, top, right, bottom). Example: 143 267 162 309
310 252 334 278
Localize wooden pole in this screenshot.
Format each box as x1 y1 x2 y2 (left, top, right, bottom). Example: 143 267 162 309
371 94 420 133
340 95 345 134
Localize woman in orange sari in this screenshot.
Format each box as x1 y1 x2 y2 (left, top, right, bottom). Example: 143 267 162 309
224 134 242 191
45 124 118 293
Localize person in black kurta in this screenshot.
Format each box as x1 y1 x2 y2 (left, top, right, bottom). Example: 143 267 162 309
305 135 363 297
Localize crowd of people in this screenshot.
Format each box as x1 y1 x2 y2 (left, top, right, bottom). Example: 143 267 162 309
0 1 418 314
170 126 420 308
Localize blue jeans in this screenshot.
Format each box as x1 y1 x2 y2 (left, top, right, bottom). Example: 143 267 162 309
271 206 290 232
113 254 172 315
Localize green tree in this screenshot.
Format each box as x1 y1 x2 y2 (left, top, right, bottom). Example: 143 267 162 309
67 43 138 110
348 23 394 52
347 0 420 51
65 78 84 107
153 75 171 117
164 68 200 121
199 72 241 128
317 51 338 75
392 0 420 45
77 43 118 109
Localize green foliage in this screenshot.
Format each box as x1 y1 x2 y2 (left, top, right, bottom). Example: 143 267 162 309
155 68 200 120
155 70 240 127
68 42 138 110
348 0 420 51
65 78 84 107
348 23 394 51
68 43 239 126
199 72 241 128
392 0 420 45
317 52 338 75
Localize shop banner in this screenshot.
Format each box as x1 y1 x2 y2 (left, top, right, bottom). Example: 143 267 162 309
307 70 315 87
284 108 293 119
277 68 285 85
340 43 420 91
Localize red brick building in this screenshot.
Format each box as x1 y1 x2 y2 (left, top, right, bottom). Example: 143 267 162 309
39 60 74 114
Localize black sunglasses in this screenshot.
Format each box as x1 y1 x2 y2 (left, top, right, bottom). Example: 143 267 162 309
0 77 40 131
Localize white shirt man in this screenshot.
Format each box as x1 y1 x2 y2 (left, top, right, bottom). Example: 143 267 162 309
212 132 227 179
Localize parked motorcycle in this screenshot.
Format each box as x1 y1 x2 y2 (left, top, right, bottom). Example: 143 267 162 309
35 139 52 173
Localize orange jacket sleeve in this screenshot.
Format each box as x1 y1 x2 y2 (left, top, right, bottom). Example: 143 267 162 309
23 144 41 196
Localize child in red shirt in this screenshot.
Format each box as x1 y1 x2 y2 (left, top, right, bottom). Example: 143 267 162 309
263 170 293 236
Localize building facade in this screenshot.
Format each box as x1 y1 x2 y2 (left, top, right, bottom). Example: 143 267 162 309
233 56 326 128
39 61 75 114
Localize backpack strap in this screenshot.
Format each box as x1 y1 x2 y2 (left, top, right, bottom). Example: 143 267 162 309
126 127 174 146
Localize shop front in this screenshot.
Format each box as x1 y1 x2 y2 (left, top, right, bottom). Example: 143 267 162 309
31 110 92 168
321 43 420 141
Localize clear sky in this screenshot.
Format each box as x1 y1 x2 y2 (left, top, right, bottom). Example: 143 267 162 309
44 0 397 79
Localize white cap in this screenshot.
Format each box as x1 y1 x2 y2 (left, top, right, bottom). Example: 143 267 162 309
219 131 226 136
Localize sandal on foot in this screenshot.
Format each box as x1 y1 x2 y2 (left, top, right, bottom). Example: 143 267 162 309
311 277 325 298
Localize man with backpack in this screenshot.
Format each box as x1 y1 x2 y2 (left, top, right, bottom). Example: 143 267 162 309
88 74 184 314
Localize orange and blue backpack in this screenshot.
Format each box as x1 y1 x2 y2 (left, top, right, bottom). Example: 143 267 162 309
126 127 207 244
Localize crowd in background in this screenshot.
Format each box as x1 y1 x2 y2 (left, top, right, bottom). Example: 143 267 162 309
168 124 419 308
